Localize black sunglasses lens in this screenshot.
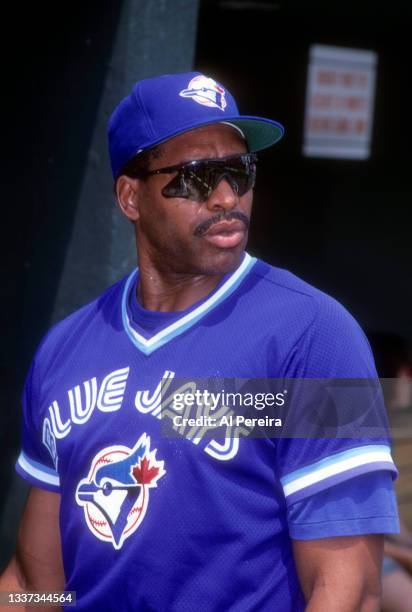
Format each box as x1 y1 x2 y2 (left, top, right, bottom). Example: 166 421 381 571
161 173 191 199
219 158 256 196
161 155 256 202
161 166 213 202
187 166 215 202
209 157 256 197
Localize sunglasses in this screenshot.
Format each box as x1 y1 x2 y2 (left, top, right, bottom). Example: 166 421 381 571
133 153 257 203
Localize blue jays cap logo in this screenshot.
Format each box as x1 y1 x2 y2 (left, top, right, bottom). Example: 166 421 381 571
75 434 165 550
179 75 227 111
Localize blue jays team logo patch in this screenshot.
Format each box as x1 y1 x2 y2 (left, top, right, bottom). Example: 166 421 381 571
75 434 165 550
179 75 227 111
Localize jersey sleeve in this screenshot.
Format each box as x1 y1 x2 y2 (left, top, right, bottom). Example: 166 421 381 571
276 293 398 508
15 359 60 493
287 471 399 539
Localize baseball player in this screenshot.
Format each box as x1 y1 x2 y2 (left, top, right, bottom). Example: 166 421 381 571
0 72 399 610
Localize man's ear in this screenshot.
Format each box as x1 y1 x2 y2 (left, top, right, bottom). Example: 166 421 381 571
116 175 141 221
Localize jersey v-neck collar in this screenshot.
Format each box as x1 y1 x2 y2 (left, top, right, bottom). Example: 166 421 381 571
121 252 257 355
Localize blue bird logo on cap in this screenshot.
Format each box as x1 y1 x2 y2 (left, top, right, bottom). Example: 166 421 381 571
179 75 227 111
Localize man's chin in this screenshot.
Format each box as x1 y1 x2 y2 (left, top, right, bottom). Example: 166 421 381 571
196 245 246 276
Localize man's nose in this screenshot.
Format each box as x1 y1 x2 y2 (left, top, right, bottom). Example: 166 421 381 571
205 175 239 212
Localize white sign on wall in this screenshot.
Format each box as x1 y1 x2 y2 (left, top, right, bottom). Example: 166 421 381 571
303 44 377 159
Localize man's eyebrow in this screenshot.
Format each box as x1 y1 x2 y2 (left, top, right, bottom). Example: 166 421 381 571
177 152 248 165
177 152 214 164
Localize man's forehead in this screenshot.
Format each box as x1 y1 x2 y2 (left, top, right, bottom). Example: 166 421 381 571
154 123 248 164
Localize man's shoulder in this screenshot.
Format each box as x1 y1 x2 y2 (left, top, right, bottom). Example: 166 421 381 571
248 259 375 377
250 258 350 316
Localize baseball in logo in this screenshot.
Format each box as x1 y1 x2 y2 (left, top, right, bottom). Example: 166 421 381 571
75 433 165 550
179 75 227 111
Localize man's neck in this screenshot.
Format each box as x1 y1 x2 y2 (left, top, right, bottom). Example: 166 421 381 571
136 262 224 312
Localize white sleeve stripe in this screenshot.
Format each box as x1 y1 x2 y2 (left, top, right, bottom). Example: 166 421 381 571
282 450 394 497
17 453 60 487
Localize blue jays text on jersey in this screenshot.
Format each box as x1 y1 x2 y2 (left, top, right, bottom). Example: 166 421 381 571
16 253 399 611
40 366 264 465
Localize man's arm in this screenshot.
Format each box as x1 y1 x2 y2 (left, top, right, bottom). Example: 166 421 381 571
293 535 383 611
0 487 64 598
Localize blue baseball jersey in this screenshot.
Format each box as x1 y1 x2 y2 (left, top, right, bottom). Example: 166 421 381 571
16 254 399 611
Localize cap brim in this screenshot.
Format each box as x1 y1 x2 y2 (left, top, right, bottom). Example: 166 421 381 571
223 116 285 152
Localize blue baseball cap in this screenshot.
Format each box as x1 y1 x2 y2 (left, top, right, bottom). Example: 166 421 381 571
108 72 285 178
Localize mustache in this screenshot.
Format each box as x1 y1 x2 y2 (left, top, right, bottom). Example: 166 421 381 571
194 211 250 237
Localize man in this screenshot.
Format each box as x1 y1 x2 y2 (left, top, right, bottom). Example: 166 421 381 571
1 72 399 610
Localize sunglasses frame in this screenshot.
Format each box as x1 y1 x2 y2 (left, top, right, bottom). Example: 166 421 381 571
132 153 258 203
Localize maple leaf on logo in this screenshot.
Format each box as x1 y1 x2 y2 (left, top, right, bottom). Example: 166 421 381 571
132 457 160 485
